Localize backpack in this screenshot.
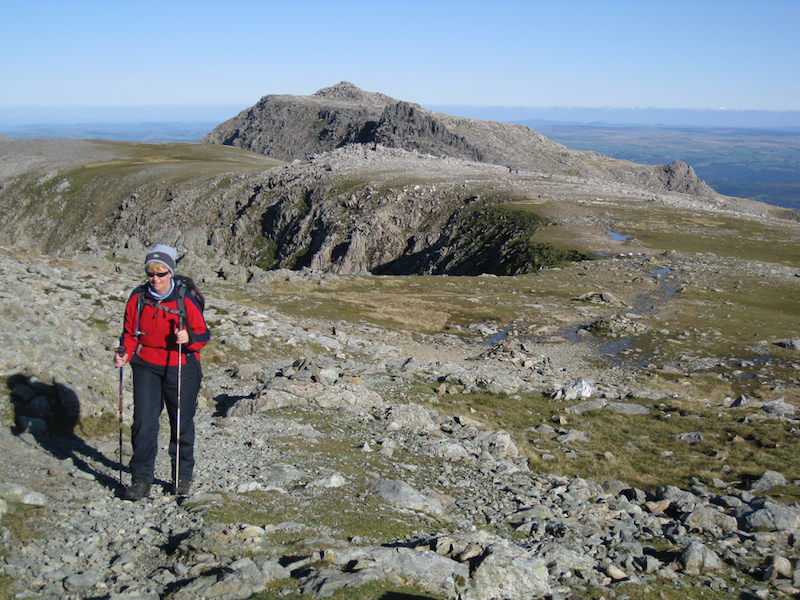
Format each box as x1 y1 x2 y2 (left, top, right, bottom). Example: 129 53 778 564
133 274 205 336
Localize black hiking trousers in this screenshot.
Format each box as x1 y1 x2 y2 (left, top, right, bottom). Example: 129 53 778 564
129 357 202 486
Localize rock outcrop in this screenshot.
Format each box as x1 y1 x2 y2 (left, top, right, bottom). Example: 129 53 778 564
202 82 395 161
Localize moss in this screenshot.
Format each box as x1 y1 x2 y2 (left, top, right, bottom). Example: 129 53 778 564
253 233 278 270
289 246 311 269
1 507 48 544
445 203 596 275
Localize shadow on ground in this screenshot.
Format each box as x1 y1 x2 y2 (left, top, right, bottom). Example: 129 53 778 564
6 372 124 494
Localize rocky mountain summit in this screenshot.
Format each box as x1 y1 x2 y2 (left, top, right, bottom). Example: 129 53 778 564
203 82 717 198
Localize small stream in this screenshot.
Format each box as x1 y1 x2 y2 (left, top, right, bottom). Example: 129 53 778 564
595 265 683 363
487 227 685 367
523 262 685 366
607 230 634 242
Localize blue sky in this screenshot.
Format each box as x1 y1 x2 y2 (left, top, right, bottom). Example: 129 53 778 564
2 0 798 118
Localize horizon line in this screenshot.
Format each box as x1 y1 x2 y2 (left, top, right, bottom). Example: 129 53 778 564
2 105 800 131
0 104 798 113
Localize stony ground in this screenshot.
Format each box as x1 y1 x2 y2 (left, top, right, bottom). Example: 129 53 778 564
2 242 800 600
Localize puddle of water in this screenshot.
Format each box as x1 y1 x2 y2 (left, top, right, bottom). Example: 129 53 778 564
487 329 509 345
599 338 636 355
607 230 633 241
649 267 680 277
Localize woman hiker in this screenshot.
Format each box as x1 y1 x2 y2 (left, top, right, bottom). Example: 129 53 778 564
114 244 210 501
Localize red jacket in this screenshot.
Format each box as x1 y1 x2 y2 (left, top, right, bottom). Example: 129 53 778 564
120 283 210 367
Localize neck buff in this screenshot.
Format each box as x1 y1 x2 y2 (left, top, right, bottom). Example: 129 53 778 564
148 279 175 301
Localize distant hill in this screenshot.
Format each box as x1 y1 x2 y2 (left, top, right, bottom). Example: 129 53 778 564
427 106 800 129
0 121 220 143
3 95 796 209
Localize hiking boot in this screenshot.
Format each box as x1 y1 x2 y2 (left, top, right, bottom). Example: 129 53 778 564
123 482 150 501
176 479 192 495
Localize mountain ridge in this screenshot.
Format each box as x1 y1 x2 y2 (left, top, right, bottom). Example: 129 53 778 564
202 82 718 198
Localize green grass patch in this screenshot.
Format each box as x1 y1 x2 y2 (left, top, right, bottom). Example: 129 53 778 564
1 507 48 544
250 271 581 336
516 197 800 268
0 576 16 600
253 233 278 270
618 208 800 265
203 487 425 549
75 414 129 440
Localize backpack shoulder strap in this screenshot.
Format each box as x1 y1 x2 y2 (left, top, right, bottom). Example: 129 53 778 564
135 279 194 333
133 280 148 337
175 278 188 327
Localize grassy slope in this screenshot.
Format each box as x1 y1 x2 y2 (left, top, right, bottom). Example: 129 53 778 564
237 190 800 497
0 142 283 252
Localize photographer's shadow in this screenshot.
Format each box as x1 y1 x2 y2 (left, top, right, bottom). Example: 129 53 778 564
7 373 124 493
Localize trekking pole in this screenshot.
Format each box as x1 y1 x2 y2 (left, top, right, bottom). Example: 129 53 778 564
116 346 125 487
174 318 183 496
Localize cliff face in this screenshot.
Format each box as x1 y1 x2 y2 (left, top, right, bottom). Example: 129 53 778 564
249 149 590 276
201 82 393 161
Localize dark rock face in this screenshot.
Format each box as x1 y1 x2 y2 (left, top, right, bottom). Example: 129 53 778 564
373 101 487 162
202 82 393 161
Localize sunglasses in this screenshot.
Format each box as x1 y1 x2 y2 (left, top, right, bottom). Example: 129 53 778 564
146 271 171 279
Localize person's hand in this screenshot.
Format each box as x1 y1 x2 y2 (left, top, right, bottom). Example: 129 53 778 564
114 351 128 367
175 329 189 345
